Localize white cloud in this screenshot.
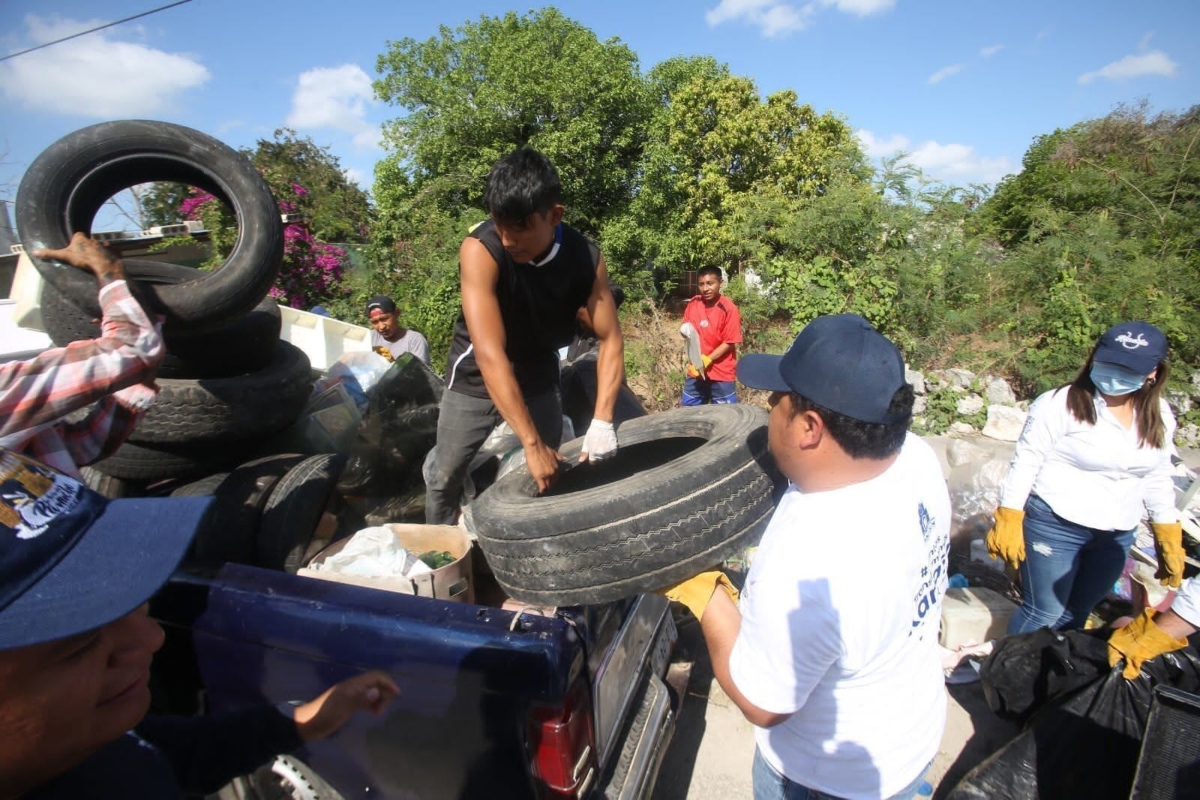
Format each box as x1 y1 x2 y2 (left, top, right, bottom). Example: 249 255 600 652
343 166 368 188
705 0 889 38
286 64 381 149
857 129 1015 185
1079 50 1178 84
0 14 209 117
979 44 1004 58
705 0 815 37
927 63 965 84
818 0 895 16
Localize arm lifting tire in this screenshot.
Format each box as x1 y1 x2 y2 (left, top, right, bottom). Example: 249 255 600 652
471 404 783 606
39 260 282 378
16 120 282 329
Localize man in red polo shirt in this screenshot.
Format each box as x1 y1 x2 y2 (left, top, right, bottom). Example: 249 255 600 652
681 266 742 405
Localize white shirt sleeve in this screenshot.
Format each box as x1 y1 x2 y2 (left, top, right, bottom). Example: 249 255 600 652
999 390 1069 511
1171 577 1200 630
1142 401 1179 524
729 572 842 715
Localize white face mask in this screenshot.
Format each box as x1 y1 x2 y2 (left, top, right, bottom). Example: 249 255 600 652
1090 362 1146 396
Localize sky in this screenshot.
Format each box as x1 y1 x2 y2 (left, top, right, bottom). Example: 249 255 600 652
1 0 1197 233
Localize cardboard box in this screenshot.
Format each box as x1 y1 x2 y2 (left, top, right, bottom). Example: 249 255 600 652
299 524 474 603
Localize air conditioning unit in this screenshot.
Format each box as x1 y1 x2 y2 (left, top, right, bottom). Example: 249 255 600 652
10 244 24 254
92 231 130 242
280 213 305 224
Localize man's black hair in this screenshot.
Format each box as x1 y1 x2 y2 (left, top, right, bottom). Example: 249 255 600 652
697 266 723 282
610 285 626 310
790 384 913 459
484 148 563 222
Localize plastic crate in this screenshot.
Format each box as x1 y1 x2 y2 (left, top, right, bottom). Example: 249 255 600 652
1129 685 1200 799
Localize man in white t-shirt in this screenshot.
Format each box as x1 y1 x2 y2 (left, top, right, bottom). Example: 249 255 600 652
661 314 951 800
366 295 431 366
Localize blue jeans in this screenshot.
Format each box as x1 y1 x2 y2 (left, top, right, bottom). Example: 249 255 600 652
752 747 930 800
1008 494 1136 634
682 376 737 406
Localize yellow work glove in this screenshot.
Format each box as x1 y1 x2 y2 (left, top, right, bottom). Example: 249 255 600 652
986 507 1026 570
658 571 738 622
1107 609 1188 680
1151 521 1185 589
685 355 712 379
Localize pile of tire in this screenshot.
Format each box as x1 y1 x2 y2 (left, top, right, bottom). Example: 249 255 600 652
17 120 314 488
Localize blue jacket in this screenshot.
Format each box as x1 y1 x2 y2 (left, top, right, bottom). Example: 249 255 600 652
26 706 301 799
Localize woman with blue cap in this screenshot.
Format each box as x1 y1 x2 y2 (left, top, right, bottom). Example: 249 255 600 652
987 321 1184 633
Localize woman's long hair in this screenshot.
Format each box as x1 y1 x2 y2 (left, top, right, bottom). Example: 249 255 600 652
1063 344 1170 449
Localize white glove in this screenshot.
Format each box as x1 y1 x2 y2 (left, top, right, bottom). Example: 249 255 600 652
581 419 618 462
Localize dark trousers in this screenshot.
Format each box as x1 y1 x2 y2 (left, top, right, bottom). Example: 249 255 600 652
425 388 563 524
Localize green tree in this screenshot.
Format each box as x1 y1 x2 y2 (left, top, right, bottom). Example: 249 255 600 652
373 7 651 236
247 128 372 244
141 182 192 227
608 61 867 286
975 103 1200 383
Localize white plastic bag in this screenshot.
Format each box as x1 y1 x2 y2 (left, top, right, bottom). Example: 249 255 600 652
312 526 433 579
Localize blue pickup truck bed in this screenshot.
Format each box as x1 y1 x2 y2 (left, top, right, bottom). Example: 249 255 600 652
152 560 679 800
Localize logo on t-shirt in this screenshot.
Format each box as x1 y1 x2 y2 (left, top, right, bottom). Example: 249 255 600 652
700 319 709 327
911 501 948 635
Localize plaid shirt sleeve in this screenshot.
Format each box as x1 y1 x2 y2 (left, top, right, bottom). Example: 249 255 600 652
0 280 164 471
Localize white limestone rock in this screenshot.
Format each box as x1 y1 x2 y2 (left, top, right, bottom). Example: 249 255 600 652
956 395 985 416
982 405 1027 442
983 376 1017 406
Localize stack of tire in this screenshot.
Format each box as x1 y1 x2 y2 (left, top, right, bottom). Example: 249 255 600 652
17 120 313 490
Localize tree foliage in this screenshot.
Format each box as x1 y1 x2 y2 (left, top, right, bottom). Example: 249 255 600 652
247 128 372 244
604 58 868 284
374 7 651 236
975 103 1200 389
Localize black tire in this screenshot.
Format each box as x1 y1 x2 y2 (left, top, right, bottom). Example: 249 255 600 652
171 454 307 566
256 454 344 573
39 261 282 378
126 342 312 445
79 465 137 499
169 472 229 498
471 405 782 606
91 439 249 482
16 120 282 329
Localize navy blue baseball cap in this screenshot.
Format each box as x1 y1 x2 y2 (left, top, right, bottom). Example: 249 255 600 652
1094 321 1167 375
737 314 909 424
0 448 212 650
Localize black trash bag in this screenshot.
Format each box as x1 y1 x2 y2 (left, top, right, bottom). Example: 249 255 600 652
947 629 1200 800
981 627 1115 725
338 355 443 496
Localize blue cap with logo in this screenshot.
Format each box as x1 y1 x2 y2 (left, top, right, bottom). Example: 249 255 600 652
0 448 212 650
1094 321 1167 375
737 314 909 425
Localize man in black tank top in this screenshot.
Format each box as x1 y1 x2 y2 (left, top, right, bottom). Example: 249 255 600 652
426 149 626 524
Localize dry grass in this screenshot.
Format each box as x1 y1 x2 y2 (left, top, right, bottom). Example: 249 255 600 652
620 301 779 414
